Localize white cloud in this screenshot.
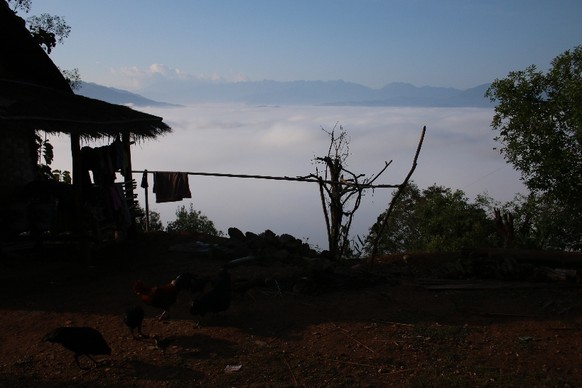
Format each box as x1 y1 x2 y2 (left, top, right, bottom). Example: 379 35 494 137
259 124 315 147
106 64 249 90
48 105 526 249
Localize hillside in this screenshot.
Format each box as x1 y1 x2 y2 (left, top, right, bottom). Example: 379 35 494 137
76 82 181 108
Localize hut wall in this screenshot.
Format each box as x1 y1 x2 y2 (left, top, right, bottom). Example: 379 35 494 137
0 128 36 197
0 128 36 234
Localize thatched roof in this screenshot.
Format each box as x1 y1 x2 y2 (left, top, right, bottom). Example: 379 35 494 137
0 1 171 140
0 1 73 92
0 78 171 140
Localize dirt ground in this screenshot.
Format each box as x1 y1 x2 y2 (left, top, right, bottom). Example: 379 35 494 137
1 232 582 387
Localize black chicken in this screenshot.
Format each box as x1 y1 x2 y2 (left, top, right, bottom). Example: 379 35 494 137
123 305 145 338
189 267 231 325
174 272 211 294
43 327 111 370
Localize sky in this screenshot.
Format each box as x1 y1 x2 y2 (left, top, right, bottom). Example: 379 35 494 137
27 0 582 91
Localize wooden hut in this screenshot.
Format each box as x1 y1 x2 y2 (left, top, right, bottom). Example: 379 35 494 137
0 2 171 242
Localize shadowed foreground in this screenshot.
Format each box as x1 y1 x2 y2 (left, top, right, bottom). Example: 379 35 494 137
1 232 581 386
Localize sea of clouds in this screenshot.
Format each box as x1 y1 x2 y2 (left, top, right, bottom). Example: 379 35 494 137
49 104 526 250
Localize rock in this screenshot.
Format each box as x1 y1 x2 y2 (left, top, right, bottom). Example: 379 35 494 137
228 227 246 241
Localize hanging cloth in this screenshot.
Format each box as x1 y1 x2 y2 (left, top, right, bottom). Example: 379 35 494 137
153 172 192 203
140 171 149 189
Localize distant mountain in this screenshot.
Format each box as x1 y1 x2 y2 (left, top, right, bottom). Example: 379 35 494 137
76 82 180 107
78 79 494 108
332 82 494 108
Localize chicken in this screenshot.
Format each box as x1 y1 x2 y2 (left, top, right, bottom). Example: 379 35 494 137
189 267 231 325
174 272 211 294
123 305 145 338
43 327 111 370
133 279 182 320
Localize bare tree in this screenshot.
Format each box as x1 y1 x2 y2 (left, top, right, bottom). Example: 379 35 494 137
311 124 392 259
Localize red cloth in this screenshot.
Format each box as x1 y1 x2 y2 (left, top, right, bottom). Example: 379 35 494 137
153 172 192 203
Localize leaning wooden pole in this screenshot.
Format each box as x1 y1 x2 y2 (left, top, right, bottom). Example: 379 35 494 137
371 126 426 257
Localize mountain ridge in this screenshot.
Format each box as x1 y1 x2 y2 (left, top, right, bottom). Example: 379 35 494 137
76 82 181 108
76 80 493 108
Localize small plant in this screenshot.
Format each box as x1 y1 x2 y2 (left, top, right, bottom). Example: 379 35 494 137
166 203 222 236
51 169 71 184
34 132 71 182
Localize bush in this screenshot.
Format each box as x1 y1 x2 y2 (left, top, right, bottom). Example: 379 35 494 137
166 203 221 236
134 205 164 232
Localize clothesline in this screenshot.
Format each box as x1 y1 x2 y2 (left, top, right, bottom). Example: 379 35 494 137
131 169 401 189
132 169 400 232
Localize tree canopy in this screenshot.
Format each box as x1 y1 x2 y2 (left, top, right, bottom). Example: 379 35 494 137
6 0 80 87
365 183 497 254
7 0 70 54
486 45 582 248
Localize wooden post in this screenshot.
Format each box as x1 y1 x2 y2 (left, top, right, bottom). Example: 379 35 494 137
121 132 135 236
70 133 83 232
70 132 92 264
144 169 150 232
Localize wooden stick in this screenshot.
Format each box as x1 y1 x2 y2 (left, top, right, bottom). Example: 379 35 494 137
324 358 382 368
323 358 415 375
379 320 415 327
282 354 299 387
481 312 538 318
332 323 376 353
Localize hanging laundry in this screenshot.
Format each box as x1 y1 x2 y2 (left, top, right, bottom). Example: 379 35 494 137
140 171 149 189
153 172 192 203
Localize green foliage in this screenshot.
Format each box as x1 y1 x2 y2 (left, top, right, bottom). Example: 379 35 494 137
133 204 163 232
485 46 582 248
6 0 31 13
148 211 163 232
26 13 70 54
166 203 221 236
33 132 71 182
34 132 54 179
60 67 81 90
51 169 71 184
34 132 53 165
502 192 581 250
366 183 497 254
8 1 71 54
366 181 573 253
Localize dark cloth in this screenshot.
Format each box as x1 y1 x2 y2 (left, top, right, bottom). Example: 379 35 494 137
80 143 119 187
153 172 192 203
140 171 149 189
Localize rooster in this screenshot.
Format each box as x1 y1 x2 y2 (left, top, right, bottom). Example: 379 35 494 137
133 278 184 320
43 327 111 370
189 267 231 326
